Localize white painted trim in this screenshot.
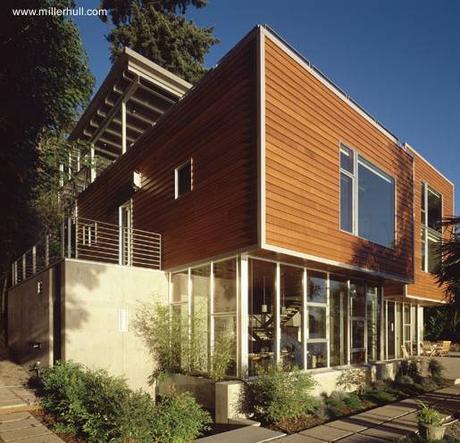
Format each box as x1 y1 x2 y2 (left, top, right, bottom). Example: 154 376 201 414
262 243 411 283
302 268 308 369
406 294 446 304
257 26 267 247
405 143 454 187
240 255 249 377
174 158 193 200
121 99 127 154
275 263 281 363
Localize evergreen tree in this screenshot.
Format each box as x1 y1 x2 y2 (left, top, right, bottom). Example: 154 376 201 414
100 0 218 83
0 0 93 304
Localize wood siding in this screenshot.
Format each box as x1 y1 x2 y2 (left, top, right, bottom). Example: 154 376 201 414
77 34 258 269
407 151 454 302
263 35 414 281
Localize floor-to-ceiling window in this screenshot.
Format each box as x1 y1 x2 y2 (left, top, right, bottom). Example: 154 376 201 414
171 270 189 371
396 303 403 358
191 265 210 373
213 259 238 376
307 271 328 369
280 265 304 369
387 301 395 359
366 286 379 362
330 275 348 366
248 259 276 375
350 281 366 364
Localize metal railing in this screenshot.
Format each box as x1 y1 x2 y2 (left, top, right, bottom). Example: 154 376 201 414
10 217 161 287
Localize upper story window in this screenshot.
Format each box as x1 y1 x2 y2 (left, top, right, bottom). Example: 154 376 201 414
340 144 395 248
175 159 192 199
421 183 442 273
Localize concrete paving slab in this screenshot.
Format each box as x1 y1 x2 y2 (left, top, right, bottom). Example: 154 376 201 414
0 412 31 423
361 406 411 419
276 434 325 443
343 413 387 426
0 415 42 432
325 419 370 434
335 434 387 443
8 435 64 443
299 424 353 441
194 426 285 442
0 424 51 442
359 421 416 441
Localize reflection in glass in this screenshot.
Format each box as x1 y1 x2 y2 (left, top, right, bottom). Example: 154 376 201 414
330 276 348 366
427 188 442 232
248 259 276 375
350 281 366 317
352 320 365 349
307 342 327 369
213 259 237 376
309 307 326 339
388 301 395 359
340 145 354 173
358 157 395 248
340 173 353 232
280 266 303 369
367 287 378 361
308 271 327 303
172 271 188 303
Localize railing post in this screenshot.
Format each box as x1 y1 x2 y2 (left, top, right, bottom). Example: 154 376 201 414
22 254 26 280
45 235 50 266
32 246 37 274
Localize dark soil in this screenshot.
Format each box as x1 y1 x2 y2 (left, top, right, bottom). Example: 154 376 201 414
31 409 85 443
270 414 325 434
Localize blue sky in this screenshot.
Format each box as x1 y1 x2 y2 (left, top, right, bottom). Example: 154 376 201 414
75 0 460 212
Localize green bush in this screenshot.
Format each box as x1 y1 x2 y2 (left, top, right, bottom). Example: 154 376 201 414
428 359 445 383
363 388 397 405
343 392 365 410
244 365 317 423
396 375 415 386
150 393 212 443
37 362 211 442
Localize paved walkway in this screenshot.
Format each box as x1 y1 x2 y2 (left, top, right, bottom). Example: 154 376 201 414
196 385 460 443
277 385 460 442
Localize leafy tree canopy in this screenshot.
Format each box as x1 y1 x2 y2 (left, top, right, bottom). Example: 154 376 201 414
0 0 94 279
101 0 218 83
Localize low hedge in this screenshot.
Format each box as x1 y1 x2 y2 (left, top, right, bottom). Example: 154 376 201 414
36 361 211 443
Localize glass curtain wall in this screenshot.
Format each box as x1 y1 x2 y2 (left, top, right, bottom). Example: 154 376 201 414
213 259 238 376
171 270 190 371
307 272 328 369
387 301 395 359
350 281 366 364
366 287 379 362
248 259 276 375
280 265 304 369
330 275 348 366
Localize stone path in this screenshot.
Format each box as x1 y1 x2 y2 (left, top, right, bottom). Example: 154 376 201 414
276 385 460 442
196 385 460 443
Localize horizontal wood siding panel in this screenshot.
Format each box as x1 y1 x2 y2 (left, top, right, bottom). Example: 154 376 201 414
264 37 414 280
78 35 258 269
407 153 454 302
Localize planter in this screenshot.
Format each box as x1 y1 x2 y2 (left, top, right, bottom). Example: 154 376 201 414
418 423 446 441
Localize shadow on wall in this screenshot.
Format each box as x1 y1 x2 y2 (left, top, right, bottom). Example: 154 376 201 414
351 149 414 284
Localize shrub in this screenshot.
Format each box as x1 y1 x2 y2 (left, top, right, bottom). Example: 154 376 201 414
420 377 439 392
150 393 212 443
417 402 443 426
209 327 234 382
428 359 445 383
37 362 211 443
363 388 397 405
244 365 317 423
343 392 365 410
336 368 369 395
396 375 415 386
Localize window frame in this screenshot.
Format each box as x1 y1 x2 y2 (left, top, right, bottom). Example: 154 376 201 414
339 143 396 249
174 159 193 200
420 182 443 273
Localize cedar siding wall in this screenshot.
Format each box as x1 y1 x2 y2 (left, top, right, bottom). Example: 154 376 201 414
263 35 414 281
407 152 454 302
77 35 258 269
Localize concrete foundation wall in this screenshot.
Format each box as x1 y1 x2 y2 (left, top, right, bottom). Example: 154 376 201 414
62 259 168 393
7 264 58 366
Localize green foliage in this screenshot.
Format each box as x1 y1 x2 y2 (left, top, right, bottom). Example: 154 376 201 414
102 1 218 83
363 388 398 405
210 326 234 381
396 375 415 386
0 0 93 290
428 359 445 382
37 361 210 442
243 365 317 423
417 402 443 426
149 392 212 443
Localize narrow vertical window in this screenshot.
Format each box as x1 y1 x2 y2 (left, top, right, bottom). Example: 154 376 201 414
420 183 442 273
175 159 192 199
340 146 354 233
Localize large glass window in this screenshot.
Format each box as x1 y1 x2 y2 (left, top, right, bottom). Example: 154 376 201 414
248 259 276 375
213 259 237 376
421 183 442 273
171 271 190 371
367 287 379 361
350 281 366 364
339 145 395 248
191 266 210 373
280 266 303 369
307 271 327 369
330 276 348 366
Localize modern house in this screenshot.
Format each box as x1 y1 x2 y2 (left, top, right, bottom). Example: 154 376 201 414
7 25 455 417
